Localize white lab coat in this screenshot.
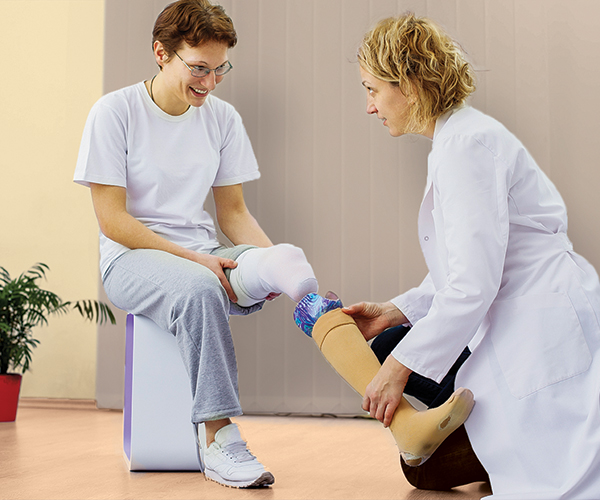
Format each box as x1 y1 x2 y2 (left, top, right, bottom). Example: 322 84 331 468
391 106 600 499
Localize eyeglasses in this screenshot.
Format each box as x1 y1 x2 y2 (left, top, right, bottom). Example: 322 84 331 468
174 51 233 78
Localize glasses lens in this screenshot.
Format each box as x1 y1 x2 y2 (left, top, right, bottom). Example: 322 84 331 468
215 62 232 76
190 62 232 78
191 68 210 78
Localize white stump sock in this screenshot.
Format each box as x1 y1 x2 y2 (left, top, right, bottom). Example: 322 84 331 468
229 244 318 307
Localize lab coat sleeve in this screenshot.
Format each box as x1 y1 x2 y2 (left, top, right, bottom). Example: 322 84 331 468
390 273 436 325
392 134 510 383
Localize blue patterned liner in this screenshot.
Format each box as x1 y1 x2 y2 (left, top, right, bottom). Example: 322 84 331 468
293 292 343 337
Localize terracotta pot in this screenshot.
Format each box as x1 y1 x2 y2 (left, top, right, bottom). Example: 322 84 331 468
0 374 22 422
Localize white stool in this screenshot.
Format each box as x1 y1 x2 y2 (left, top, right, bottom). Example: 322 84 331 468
123 314 202 471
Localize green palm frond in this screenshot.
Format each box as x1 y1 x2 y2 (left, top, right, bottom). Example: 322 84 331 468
0 263 116 375
71 300 116 325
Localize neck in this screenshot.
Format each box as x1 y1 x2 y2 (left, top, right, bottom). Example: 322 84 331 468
423 122 436 140
147 73 190 116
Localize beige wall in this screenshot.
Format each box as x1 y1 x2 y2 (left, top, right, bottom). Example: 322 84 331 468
5 0 600 404
95 0 600 414
217 0 600 413
0 1 105 398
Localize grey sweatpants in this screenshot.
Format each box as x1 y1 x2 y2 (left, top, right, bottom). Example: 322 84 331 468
102 245 261 423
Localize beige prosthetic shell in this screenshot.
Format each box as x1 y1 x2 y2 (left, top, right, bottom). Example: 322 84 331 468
312 308 474 466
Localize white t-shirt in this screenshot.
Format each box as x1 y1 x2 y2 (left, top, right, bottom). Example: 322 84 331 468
74 82 260 278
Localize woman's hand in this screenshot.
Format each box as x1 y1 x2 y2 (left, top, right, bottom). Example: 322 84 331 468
342 301 408 341
189 253 239 302
362 355 412 427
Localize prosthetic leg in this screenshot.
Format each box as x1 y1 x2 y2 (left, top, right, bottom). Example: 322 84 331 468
229 244 318 307
295 293 475 466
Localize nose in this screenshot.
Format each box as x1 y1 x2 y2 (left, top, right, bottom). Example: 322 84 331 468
366 98 377 115
199 71 218 91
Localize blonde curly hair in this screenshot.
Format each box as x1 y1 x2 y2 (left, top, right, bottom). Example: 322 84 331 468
358 14 475 134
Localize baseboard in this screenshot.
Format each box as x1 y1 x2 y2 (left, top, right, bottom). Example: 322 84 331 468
19 398 99 411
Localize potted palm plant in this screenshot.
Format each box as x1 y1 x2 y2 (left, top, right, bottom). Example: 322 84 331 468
0 263 115 422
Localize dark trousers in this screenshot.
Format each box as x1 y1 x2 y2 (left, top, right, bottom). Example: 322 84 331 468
370 325 490 491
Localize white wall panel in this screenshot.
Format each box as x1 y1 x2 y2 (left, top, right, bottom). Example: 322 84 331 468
97 0 600 415
514 1 550 174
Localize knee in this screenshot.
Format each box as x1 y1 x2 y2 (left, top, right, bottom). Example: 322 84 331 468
171 272 229 318
267 243 306 261
260 244 312 273
401 460 424 489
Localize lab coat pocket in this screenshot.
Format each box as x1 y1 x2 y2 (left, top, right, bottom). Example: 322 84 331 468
488 292 592 400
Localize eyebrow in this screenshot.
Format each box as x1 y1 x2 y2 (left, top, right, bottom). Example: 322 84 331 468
189 59 228 67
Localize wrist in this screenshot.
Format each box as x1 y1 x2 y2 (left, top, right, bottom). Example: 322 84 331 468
181 248 205 263
384 354 413 378
382 301 408 328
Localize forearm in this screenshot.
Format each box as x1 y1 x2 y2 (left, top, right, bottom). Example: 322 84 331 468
218 210 273 248
99 210 198 261
213 184 273 248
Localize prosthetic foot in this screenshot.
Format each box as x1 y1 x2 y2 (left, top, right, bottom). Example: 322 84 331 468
294 293 475 467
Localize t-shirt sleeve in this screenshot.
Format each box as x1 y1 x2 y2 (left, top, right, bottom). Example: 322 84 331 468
212 104 260 187
73 97 128 188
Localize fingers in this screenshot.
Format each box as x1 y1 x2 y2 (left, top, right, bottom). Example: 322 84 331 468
363 358 408 427
343 301 384 319
362 393 391 426
363 393 399 428
382 401 397 428
207 258 236 302
219 272 238 302
375 401 388 426
191 254 239 302
342 302 368 316
221 258 238 270
361 394 371 415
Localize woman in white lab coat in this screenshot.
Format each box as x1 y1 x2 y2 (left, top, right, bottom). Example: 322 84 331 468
345 14 600 499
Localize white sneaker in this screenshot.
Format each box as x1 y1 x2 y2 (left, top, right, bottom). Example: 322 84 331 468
197 423 274 488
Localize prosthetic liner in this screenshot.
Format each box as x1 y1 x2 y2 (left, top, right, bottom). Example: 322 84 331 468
229 244 318 307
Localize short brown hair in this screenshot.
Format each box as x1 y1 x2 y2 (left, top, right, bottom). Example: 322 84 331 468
152 0 237 66
358 14 475 134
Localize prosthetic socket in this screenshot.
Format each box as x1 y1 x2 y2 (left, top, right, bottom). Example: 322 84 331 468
297 294 475 466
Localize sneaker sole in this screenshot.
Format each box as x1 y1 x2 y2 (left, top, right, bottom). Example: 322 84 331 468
204 470 275 489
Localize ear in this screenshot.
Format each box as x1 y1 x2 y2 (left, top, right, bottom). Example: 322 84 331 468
403 81 419 106
153 41 168 69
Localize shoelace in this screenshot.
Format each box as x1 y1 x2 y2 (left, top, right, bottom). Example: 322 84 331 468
221 440 256 463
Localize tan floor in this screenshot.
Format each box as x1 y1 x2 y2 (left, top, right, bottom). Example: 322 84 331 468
0 399 492 500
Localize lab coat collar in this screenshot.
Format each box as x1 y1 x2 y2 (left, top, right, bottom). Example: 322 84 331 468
433 104 467 142
425 105 466 193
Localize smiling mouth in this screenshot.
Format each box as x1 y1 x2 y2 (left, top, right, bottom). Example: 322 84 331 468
191 86 208 96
